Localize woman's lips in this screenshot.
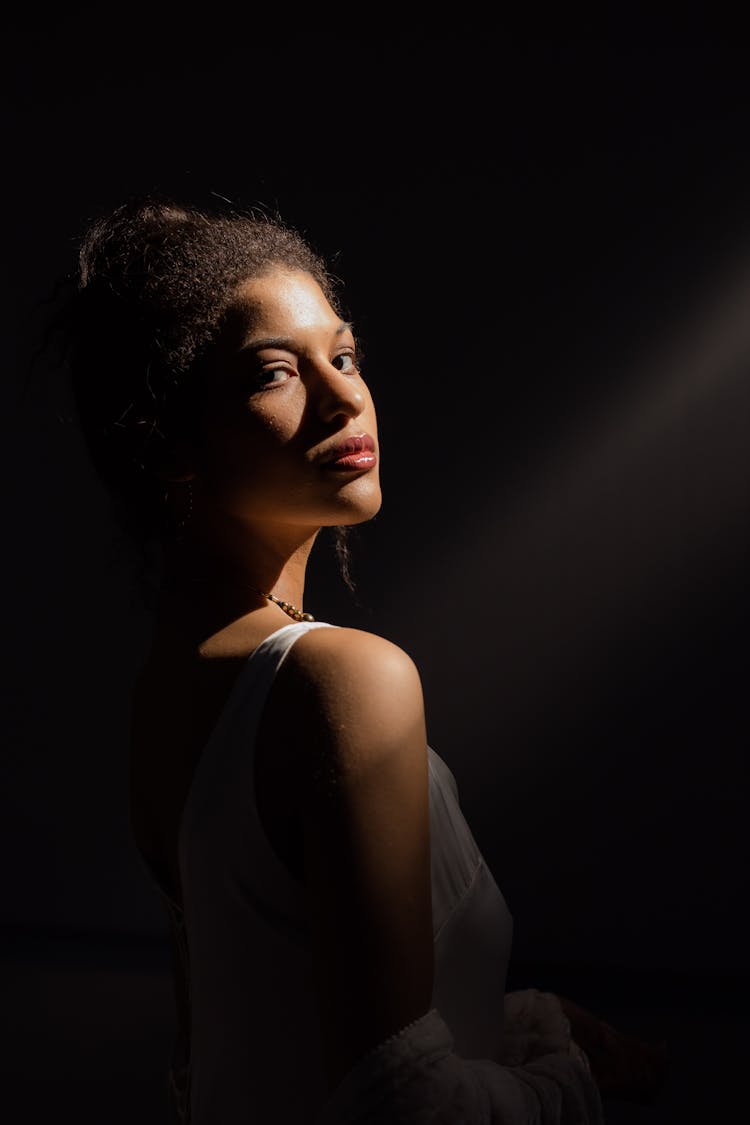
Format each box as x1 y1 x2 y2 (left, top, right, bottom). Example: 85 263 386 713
323 451 378 471
319 433 377 471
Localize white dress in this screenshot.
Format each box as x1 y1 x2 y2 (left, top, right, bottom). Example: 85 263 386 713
135 620 603 1124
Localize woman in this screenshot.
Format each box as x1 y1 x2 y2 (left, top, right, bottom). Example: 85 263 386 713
60 195 663 1122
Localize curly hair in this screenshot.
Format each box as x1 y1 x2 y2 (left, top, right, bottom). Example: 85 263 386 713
37 193 358 605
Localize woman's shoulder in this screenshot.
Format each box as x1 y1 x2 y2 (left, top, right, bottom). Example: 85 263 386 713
294 622 417 664
268 624 427 781
287 624 423 704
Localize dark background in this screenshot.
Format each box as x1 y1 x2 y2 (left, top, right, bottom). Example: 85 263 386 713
2 26 748 1123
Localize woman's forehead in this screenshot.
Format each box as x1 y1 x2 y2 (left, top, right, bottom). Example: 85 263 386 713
215 269 351 356
227 269 345 341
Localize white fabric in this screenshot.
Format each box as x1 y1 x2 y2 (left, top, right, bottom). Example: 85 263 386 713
316 1003 602 1124
135 620 603 1124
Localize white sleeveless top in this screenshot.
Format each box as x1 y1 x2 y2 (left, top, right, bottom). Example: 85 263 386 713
138 620 516 1123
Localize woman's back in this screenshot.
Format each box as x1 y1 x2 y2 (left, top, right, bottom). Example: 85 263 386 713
129 607 310 906
131 619 514 1123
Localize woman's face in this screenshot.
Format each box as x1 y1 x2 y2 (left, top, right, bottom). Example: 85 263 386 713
188 267 381 533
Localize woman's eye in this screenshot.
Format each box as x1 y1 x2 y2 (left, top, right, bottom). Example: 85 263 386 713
254 366 292 389
332 353 357 373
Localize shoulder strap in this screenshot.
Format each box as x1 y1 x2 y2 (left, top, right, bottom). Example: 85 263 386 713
249 619 339 674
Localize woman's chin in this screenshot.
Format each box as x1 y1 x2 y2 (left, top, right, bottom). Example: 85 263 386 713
326 484 383 525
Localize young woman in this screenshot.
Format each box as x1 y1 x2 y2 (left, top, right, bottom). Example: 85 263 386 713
59 196 663 1122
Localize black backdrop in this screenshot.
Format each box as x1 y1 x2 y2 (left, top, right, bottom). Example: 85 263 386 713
3 30 749 1119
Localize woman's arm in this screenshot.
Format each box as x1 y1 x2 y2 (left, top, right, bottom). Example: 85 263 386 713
280 626 435 1093
276 627 605 1123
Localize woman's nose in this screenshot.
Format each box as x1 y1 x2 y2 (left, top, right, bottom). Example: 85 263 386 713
312 361 366 423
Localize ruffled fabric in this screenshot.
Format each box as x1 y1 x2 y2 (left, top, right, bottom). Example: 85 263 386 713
498 988 586 1067
315 1000 603 1124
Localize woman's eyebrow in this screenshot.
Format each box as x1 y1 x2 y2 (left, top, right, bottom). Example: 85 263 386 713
238 321 355 354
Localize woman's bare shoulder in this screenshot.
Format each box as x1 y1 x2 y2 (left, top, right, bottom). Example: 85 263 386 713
291 624 417 666
268 625 427 784
285 625 423 708
291 623 413 658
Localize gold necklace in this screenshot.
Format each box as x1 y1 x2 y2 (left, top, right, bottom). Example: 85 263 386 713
256 589 315 623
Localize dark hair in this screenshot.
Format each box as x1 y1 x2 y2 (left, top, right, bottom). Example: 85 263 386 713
39 193 357 605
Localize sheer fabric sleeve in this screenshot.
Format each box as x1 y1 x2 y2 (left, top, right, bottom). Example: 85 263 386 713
314 999 604 1125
